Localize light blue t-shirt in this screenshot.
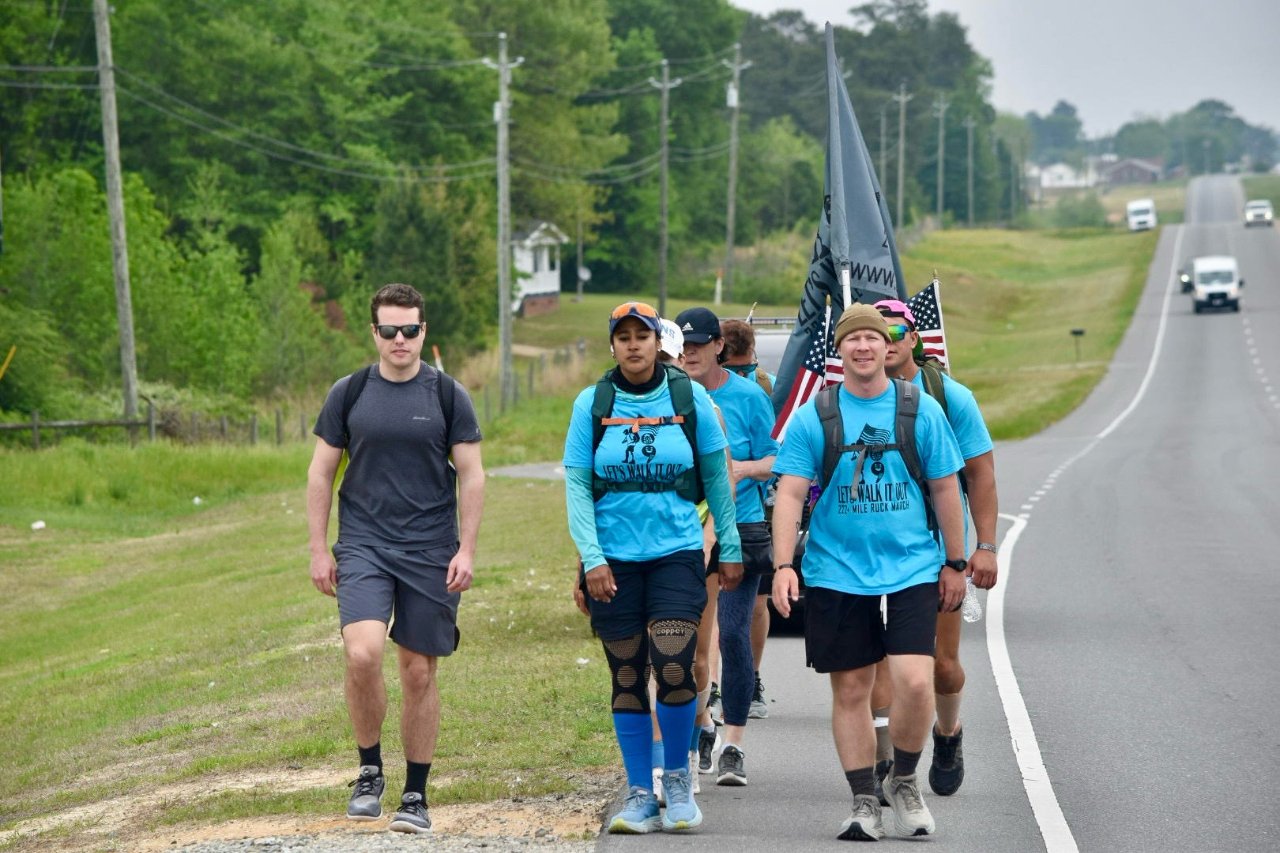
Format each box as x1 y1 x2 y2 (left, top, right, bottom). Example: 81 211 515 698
773 383 963 595
925 372 993 461
709 371 780 523
563 375 728 562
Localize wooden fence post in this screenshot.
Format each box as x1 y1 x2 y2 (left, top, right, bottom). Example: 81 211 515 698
220 415 228 441
191 412 200 443
527 361 535 397
32 410 40 450
147 400 156 442
249 413 258 446
299 413 307 441
275 409 283 445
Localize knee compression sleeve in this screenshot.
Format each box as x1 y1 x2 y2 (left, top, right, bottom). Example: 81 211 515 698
649 620 698 705
601 633 649 713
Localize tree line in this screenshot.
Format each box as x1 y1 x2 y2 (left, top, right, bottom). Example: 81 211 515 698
4 0 1223 421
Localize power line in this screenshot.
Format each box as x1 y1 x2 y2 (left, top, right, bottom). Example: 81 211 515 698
116 85 494 183
115 67 492 175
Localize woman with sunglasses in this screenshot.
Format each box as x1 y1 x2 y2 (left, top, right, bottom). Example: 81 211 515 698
563 301 742 834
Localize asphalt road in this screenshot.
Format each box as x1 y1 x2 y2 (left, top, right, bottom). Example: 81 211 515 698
588 175 1280 852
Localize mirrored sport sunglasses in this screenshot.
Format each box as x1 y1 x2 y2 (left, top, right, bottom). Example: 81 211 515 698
375 323 423 340
610 301 659 320
885 323 912 342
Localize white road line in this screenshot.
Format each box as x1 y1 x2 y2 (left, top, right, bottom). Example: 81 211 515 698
988 224 1185 852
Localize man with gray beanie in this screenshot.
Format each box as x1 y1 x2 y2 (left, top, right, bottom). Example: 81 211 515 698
769 303 967 841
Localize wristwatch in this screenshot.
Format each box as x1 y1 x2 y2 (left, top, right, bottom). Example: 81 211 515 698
775 562 796 572
976 542 998 555
942 558 968 572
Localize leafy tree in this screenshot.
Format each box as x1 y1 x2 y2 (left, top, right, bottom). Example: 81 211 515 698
1113 119 1169 161
1026 100 1084 165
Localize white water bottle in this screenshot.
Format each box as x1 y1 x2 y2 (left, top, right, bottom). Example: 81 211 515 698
961 576 982 623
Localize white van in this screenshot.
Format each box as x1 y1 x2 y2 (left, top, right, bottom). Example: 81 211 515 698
1126 199 1157 231
1191 255 1243 314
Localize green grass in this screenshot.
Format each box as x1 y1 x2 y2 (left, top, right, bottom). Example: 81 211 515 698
0 224 1158 848
1242 173 1280 207
903 227 1154 438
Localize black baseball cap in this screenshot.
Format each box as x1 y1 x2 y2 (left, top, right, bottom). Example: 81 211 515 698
674 307 721 344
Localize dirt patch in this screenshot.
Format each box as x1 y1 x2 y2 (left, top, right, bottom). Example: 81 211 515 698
0 767 621 852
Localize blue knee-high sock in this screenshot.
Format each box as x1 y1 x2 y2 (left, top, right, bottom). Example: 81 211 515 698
655 698 697 772
651 738 664 769
613 712 654 789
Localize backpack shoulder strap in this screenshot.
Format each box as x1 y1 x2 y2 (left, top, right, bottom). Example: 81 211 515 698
340 365 375 446
892 378 938 533
816 384 843 494
662 363 702 503
755 368 774 398
917 360 948 419
433 366 456 448
590 371 616 502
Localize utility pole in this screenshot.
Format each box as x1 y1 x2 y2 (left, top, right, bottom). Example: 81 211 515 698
483 33 522 411
933 94 949 228
574 206 584 302
649 60 681 318
892 83 911 229
879 101 887 186
963 116 976 227
93 0 138 423
721 43 751 303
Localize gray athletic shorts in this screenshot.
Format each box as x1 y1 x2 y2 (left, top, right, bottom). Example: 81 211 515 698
333 540 461 657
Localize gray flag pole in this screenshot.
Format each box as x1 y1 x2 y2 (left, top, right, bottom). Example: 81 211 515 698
840 264 852 309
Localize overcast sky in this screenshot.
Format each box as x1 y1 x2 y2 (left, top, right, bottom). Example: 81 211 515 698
731 0 1280 137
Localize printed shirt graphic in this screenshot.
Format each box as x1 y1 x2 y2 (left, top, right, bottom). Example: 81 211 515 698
774 384 962 595
710 371 780 523
564 376 727 562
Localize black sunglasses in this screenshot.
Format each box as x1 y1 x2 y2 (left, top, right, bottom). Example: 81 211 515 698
375 324 423 340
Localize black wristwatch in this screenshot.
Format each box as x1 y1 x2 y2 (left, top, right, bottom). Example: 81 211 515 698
775 562 795 572
942 558 968 572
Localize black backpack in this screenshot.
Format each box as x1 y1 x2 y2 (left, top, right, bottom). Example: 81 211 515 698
340 363 456 450
814 378 937 534
590 363 702 503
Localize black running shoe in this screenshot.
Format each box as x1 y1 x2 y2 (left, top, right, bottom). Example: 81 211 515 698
716 744 747 786
929 727 964 796
873 759 893 807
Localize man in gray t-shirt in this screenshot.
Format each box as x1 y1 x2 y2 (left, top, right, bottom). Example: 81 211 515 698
307 283 484 835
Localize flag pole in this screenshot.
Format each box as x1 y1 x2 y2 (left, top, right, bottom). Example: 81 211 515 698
840 264 852 309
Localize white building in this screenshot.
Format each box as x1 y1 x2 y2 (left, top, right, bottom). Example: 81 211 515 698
511 220 569 316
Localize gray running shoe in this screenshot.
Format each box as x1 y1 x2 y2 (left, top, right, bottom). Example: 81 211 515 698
873 758 893 807
716 744 747 786
837 794 885 841
749 671 769 719
388 792 432 834
345 765 384 821
697 727 720 774
885 773 935 837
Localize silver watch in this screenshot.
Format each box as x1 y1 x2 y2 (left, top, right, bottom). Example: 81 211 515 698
976 542 998 555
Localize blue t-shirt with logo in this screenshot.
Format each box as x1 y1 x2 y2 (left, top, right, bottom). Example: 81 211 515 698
564 375 727 562
709 371 779 523
773 383 962 595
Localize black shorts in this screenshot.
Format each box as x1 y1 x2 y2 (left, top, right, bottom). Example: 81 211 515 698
588 549 707 640
803 582 937 673
707 522 773 585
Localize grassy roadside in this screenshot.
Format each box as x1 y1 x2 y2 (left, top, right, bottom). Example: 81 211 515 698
0 225 1157 848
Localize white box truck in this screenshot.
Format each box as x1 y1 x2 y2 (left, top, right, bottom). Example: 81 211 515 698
1126 199 1157 231
1191 255 1243 314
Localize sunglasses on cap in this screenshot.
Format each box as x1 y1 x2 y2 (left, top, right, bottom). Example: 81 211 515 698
375 323 423 340
610 301 659 320
885 324 912 342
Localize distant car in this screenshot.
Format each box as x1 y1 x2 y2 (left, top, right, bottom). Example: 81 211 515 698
1190 255 1244 314
1244 199 1274 227
1178 263 1193 293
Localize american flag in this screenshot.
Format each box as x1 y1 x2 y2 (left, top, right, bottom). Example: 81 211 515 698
907 280 949 371
771 299 844 440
